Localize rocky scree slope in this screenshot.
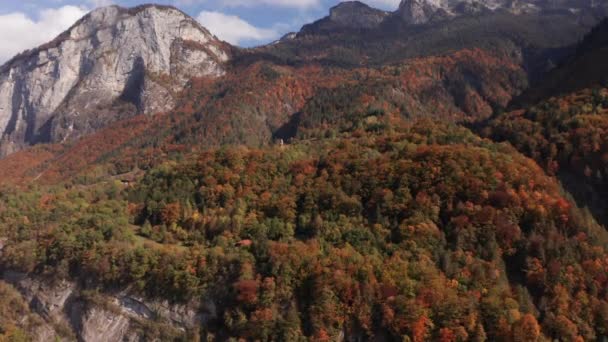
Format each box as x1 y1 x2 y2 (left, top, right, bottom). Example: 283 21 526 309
0 5 230 157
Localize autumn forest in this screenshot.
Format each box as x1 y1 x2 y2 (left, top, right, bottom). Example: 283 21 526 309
1 3 608 342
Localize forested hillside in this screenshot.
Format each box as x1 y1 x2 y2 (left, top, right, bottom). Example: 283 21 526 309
482 88 608 224
2 120 608 340
0 48 526 186
482 19 608 226
1 2 608 341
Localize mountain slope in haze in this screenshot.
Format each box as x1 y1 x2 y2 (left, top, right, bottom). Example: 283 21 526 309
484 88 608 224
515 18 608 105
0 4 230 157
482 19 608 225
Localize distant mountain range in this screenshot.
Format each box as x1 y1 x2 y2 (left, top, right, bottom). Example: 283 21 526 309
298 0 608 34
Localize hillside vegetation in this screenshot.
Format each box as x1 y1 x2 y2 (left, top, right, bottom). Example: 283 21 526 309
2 120 608 340
0 48 527 186
1 4 608 342
482 19 608 226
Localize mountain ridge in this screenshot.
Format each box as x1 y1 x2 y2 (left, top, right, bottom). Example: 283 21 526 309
296 0 608 34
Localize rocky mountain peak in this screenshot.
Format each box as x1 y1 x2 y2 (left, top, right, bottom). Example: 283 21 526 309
396 0 606 25
397 0 444 24
303 0 586 34
0 5 230 157
329 1 390 28
298 1 389 35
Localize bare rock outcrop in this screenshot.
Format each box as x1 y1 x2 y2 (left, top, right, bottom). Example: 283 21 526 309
1 270 210 341
0 5 230 157
299 1 390 35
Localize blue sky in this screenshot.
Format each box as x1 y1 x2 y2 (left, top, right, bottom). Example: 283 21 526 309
0 0 401 63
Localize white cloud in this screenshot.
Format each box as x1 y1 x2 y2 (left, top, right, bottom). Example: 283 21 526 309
0 6 88 64
197 11 279 45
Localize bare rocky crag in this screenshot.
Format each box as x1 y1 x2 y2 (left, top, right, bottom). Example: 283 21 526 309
1 270 214 341
0 5 230 157
1 240 204 341
299 1 390 34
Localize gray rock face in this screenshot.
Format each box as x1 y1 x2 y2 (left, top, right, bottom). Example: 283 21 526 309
329 1 390 29
2 271 76 319
77 307 135 342
3 271 76 341
299 1 389 35
0 5 230 157
2 270 208 341
398 0 442 24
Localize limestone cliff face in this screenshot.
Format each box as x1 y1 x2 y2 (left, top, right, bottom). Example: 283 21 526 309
0 5 230 157
398 0 445 24
1 270 211 341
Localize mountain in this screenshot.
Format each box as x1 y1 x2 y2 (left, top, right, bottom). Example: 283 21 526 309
397 0 608 25
0 1 603 160
300 0 608 33
515 18 608 104
247 0 603 76
299 1 390 34
3 2 608 341
0 48 530 186
0 5 230 157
